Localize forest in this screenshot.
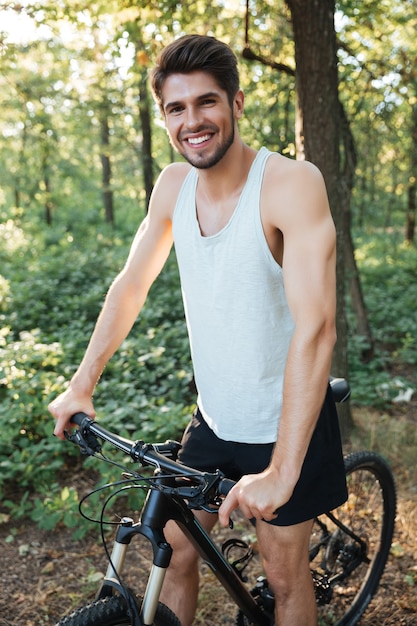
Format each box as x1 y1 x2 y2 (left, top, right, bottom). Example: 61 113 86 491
0 1 416 623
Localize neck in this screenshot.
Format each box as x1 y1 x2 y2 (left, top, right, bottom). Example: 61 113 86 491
196 141 257 201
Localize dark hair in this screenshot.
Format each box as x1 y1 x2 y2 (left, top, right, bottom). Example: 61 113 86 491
150 34 240 111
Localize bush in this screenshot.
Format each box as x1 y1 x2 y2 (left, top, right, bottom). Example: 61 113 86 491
0 218 193 531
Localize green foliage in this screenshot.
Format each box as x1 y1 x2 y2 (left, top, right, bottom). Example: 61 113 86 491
348 233 417 405
0 328 75 490
4 484 90 538
0 216 193 532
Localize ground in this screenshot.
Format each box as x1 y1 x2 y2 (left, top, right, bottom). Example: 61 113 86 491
1 404 416 626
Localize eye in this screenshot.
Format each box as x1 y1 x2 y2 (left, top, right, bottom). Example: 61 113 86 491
166 104 184 115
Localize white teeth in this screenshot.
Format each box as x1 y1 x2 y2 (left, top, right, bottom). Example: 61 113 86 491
188 134 211 145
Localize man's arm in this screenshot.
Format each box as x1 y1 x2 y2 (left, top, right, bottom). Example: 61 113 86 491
49 164 189 439
219 159 336 524
267 160 336 501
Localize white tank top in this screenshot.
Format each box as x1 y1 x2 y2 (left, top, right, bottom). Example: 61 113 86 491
172 147 294 443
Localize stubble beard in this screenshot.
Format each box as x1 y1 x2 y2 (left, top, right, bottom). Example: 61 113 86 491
177 119 235 170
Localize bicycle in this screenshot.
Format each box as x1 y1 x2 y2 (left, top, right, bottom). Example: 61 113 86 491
55 378 396 626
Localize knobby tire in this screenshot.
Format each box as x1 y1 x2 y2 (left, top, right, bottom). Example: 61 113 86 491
55 595 181 626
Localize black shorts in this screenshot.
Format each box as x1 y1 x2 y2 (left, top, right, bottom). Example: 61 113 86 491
178 385 348 526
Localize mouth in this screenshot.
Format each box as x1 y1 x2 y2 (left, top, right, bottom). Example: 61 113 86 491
184 133 213 147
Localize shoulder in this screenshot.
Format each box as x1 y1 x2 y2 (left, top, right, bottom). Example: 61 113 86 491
149 162 192 220
156 162 192 193
264 152 325 193
262 153 331 231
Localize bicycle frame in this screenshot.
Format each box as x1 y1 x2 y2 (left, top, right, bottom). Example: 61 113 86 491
62 387 396 626
97 473 272 626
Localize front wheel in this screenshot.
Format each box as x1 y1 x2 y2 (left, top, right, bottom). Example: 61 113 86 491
55 595 181 626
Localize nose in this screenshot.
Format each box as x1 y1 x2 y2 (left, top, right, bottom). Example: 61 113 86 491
184 105 203 130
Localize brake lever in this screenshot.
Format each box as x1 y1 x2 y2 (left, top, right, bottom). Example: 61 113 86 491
176 473 226 514
64 428 102 456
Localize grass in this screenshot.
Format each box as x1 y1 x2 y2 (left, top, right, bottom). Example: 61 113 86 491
347 405 417 489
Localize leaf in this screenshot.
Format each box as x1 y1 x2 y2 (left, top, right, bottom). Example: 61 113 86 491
390 542 405 558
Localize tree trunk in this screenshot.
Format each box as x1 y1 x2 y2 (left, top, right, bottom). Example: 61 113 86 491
100 112 114 225
345 228 374 362
14 187 20 210
41 144 52 225
286 0 353 434
406 102 417 244
406 183 416 243
44 172 53 226
138 69 154 212
339 101 374 360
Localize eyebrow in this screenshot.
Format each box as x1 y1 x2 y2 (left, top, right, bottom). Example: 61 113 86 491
164 91 221 112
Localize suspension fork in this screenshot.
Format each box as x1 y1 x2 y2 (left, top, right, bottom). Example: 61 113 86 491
97 486 178 625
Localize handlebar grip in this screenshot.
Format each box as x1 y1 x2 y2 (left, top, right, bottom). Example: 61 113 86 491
218 478 236 496
70 412 93 427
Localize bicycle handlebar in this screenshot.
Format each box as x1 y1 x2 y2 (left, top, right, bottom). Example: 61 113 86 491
68 412 236 502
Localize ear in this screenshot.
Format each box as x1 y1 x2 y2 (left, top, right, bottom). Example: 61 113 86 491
233 89 245 119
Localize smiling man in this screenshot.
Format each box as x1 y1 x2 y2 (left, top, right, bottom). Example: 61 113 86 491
49 35 347 626
162 74 237 169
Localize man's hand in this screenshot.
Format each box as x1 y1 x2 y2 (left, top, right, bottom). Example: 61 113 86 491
218 466 294 527
48 387 96 440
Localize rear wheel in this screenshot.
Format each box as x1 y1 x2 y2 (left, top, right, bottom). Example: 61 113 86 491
311 451 396 625
55 595 181 626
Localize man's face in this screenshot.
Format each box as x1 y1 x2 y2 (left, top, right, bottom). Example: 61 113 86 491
161 71 242 169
